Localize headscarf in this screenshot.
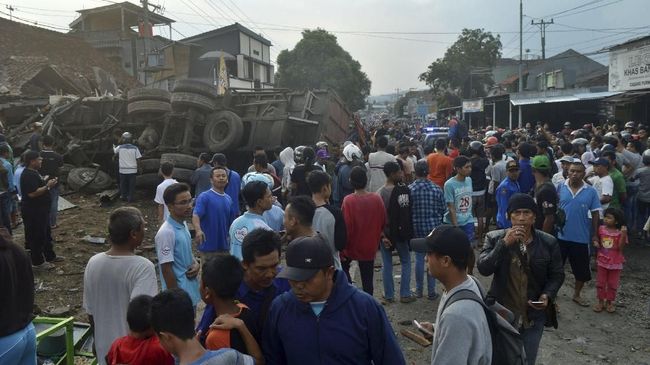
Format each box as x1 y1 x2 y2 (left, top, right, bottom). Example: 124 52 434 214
279 147 295 193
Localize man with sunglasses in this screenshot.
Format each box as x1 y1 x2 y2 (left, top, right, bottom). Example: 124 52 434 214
155 182 200 308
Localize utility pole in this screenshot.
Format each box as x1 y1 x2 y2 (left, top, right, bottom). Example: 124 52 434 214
531 18 554 59
6 5 14 20
517 0 523 129
140 0 160 85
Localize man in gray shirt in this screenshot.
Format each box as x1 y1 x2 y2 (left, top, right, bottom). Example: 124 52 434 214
308 170 346 270
411 225 492 365
368 136 397 193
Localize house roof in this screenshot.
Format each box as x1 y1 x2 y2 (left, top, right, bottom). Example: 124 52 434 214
182 22 272 46
606 34 650 51
0 17 138 96
70 1 174 29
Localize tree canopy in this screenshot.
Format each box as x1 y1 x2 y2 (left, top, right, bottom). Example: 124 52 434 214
276 29 371 111
419 29 501 107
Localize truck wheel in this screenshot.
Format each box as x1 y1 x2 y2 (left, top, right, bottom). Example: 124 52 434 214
172 168 193 182
67 168 113 193
127 88 171 102
136 173 163 189
171 92 215 112
127 100 172 115
203 111 244 152
173 79 219 99
139 159 161 173
160 153 197 170
58 163 76 185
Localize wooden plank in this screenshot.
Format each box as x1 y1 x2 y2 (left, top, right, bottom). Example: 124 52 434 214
400 329 431 347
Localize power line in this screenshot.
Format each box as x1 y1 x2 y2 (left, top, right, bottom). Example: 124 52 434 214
536 0 608 18
551 0 624 19
0 9 69 31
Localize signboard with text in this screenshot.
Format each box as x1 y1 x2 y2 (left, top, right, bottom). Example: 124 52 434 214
462 99 483 113
609 43 650 92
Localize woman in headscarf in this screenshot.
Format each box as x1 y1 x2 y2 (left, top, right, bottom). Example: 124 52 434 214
279 147 296 197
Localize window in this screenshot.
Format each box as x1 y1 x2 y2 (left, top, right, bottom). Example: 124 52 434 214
554 70 565 89
536 73 544 91
537 70 565 90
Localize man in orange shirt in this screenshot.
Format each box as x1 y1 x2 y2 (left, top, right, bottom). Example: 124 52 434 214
427 138 453 188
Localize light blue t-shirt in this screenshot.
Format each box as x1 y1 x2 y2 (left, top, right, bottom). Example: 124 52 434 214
229 211 271 260
558 182 601 244
14 165 25 197
263 204 285 231
187 348 254 365
310 301 326 316
443 176 474 226
155 217 201 306
193 189 238 252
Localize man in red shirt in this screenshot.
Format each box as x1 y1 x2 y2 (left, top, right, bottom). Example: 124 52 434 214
427 138 453 188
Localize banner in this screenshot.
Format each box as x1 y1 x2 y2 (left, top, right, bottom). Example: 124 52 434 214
462 99 483 113
609 43 650 92
217 53 229 95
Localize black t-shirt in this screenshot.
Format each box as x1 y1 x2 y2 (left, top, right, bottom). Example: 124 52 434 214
534 182 558 230
20 168 50 209
470 156 490 191
39 150 63 178
0 239 34 337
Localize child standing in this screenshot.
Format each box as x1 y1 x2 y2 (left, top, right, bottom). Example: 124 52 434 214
594 207 627 313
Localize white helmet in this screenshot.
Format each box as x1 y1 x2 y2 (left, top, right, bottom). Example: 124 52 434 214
316 141 328 150
343 144 362 162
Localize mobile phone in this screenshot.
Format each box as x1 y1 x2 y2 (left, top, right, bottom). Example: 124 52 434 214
413 320 434 338
530 301 544 305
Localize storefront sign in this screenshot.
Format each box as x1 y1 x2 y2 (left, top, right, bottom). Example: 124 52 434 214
609 43 650 92
462 99 483 113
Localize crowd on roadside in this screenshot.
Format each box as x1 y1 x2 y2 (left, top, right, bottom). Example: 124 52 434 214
2 116 650 365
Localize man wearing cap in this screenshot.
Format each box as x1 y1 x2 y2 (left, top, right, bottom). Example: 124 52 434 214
113 132 141 202
478 193 564 365
314 148 332 174
191 153 213 196
531 155 558 234
558 161 601 307
211 153 241 212
553 155 574 188
496 160 521 229
411 225 492 365
587 158 614 210
263 235 405 365
409 160 445 300
29 122 42 151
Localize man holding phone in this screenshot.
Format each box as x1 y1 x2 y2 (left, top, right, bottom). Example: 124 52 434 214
477 193 565 365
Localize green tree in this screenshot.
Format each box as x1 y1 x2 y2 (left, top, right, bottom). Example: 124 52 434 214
419 29 501 107
276 29 371 111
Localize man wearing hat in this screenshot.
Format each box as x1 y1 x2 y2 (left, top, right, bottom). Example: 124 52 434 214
552 155 574 188
587 157 614 209
496 160 521 229
411 225 492 364
263 235 405 365
478 193 565 365
211 153 241 212
531 155 558 234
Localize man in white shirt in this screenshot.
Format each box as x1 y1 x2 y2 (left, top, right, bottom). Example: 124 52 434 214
588 158 614 210
368 136 396 192
114 132 141 202
83 207 158 365
154 162 178 224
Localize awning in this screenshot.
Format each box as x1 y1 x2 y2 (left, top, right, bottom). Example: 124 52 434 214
511 91 621 106
604 90 650 104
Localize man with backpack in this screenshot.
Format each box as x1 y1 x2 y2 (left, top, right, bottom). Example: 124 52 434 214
410 225 492 364
478 193 565 365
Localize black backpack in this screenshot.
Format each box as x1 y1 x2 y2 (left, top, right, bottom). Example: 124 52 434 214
441 277 527 365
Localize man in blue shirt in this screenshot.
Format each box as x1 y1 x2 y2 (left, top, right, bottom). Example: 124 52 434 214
558 160 601 307
229 181 273 260
156 183 200 307
192 167 238 260
517 142 536 194
191 153 213 197
496 160 521 229
211 153 241 214
409 160 445 300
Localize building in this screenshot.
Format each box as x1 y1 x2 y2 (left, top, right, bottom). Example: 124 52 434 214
68 1 174 84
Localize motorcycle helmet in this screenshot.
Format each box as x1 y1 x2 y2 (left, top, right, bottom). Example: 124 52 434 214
469 140 484 154
294 146 306 164
342 144 362 162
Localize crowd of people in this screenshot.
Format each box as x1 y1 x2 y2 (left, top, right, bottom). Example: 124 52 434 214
2 116 649 364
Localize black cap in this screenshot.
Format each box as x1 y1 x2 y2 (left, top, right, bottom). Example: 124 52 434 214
277 235 334 281
589 157 609 167
410 225 471 261
507 193 537 214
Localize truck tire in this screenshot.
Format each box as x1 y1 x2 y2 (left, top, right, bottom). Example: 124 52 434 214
160 153 197 170
203 111 244 152
172 168 193 182
171 92 215 112
127 88 171 102
67 167 113 193
127 100 172 115
136 173 162 189
173 79 219 99
58 163 76 185
139 159 161 173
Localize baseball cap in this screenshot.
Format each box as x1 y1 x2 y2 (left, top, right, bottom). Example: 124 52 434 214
589 157 610 167
506 160 520 171
531 155 551 170
559 156 574 163
277 235 334 281
484 136 498 147
316 149 330 159
410 225 471 260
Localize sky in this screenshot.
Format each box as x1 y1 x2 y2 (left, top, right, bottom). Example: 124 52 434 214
1 0 648 95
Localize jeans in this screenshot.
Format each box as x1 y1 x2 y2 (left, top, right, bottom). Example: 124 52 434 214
119 173 136 202
520 311 546 365
379 240 411 299
0 193 12 234
0 323 36 365
49 185 60 227
414 252 436 297
341 258 375 296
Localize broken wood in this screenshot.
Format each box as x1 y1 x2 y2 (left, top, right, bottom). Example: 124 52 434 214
400 329 431 347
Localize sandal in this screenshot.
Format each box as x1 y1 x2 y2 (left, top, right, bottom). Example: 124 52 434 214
606 303 616 313
572 297 589 307
593 303 604 312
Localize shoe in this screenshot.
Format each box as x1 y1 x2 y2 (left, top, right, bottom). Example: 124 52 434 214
33 262 55 271
400 296 416 304
381 297 395 305
415 291 423 298
47 256 65 263
427 293 440 301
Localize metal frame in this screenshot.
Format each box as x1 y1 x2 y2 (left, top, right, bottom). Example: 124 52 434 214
34 316 75 365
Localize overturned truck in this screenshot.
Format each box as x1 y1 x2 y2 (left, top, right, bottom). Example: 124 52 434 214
3 80 351 190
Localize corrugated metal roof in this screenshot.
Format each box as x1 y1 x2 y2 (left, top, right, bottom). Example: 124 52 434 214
510 91 620 106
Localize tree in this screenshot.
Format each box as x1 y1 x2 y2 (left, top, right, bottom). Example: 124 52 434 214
276 29 371 111
419 29 501 107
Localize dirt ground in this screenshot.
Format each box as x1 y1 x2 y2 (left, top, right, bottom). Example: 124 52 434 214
19 189 650 365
